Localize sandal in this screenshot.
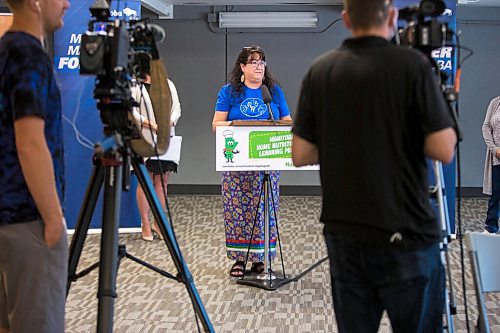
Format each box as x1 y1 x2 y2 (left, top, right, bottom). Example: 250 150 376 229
152 223 164 240
230 261 245 277
141 221 153 242
251 261 265 274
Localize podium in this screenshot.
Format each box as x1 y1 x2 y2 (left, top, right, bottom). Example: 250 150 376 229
215 121 318 290
215 120 316 172
231 119 293 126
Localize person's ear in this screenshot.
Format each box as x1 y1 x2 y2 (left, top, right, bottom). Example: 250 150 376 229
341 10 352 30
389 6 398 30
31 0 41 13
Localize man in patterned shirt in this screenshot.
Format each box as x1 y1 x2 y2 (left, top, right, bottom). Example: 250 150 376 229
0 0 70 332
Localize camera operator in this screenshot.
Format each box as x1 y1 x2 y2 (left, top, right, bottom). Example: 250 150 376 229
0 0 69 332
291 0 456 331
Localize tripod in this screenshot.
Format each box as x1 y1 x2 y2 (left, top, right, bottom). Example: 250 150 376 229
66 133 214 333
236 171 292 290
430 160 457 333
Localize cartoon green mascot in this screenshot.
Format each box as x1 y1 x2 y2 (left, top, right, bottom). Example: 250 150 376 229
222 130 239 163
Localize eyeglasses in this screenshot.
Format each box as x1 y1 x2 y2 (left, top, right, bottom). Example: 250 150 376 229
242 46 262 52
246 60 267 68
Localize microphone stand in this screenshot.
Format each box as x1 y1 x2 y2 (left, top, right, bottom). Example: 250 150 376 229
267 102 276 124
236 96 290 290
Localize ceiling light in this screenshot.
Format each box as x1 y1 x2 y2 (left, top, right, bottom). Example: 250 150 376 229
218 12 318 29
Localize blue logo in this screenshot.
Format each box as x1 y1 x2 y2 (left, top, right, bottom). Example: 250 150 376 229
240 98 267 118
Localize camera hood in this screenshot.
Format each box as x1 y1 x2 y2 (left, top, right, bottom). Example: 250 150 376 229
399 0 446 21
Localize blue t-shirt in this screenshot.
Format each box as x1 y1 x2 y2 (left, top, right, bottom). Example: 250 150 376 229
0 31 65 225
215 84 290 121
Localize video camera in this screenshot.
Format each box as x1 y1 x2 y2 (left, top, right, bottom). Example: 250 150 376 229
79 0 172 158
79 0 165 91
398 0 462 141
398 0 453 56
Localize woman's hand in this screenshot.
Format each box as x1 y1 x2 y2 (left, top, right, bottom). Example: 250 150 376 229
495 148 500 159
142 120 158 131
212 111 230 132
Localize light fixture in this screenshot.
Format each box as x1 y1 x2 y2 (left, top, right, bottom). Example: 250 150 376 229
218 12 318 29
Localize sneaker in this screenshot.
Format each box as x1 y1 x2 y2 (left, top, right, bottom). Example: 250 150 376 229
482 230 496 235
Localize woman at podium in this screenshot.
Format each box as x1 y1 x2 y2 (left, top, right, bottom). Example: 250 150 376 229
212 45 292 277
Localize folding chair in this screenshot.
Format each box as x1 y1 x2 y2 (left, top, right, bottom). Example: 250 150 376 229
465 231 500 333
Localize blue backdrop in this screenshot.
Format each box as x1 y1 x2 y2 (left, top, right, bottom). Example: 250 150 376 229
55 1 142 229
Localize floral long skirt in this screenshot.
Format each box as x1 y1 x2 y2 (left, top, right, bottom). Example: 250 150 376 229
222 171 280 262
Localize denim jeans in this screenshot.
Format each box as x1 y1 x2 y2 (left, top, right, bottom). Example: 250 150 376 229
485 165 500 233
324 232 445 333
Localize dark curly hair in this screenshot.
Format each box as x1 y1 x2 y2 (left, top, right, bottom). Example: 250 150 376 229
228 45 279 99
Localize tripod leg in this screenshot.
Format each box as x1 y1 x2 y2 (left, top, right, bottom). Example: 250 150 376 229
433 161 456 333
268 172 286 278
96 164 123 333
67 161 105 295
263 172 270 276
243 175 265 274
236 172 295 291
132 159 214 333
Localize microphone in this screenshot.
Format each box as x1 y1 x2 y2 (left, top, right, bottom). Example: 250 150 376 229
398 6 418 20
399 0 445 20
419 0 446 17
147 23 165 43
134 22 166 43
261 85 276 123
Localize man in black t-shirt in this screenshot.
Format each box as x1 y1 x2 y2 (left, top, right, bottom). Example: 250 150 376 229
292 0 457 332
0 0 69 332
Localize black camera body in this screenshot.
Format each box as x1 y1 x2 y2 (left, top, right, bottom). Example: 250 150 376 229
78 0 171 157
398 0 462 141
80 18 160 106
80 20 159 80
80 23 129 77
79 0 163 85
398 0 452 55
